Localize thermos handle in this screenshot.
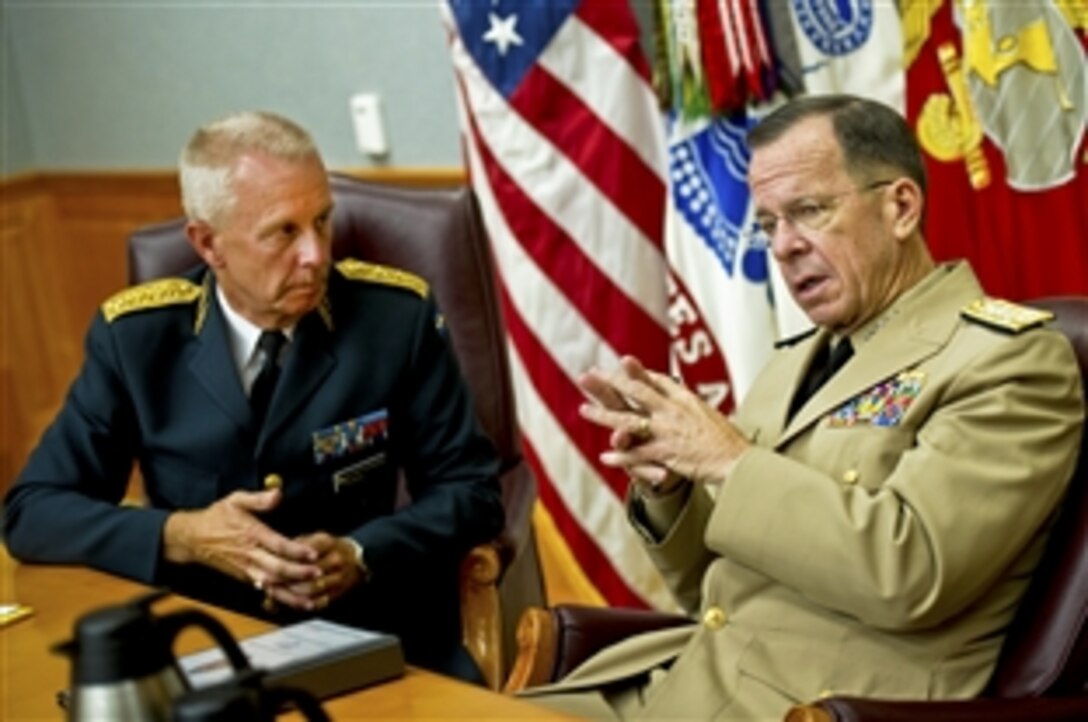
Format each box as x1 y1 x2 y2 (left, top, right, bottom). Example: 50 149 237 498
264 687 331 722
160 610 251 672
170 669 331 722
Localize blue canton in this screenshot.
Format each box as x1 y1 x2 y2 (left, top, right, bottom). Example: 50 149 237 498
448 0 578 98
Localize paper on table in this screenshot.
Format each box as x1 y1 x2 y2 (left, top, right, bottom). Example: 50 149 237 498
180 618 390 688
0 603 34 628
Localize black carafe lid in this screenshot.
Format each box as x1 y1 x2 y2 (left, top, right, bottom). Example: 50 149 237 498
54 590 173 684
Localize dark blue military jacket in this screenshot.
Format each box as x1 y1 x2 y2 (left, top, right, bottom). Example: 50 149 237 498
4 260 504 678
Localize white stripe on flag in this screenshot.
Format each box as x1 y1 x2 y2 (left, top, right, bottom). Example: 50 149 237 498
506 340 677 611
537 15 668 178
450 43 668 328
458 114 620 380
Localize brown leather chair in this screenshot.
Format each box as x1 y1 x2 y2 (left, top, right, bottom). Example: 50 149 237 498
506 297 1088 720
128 173 545 690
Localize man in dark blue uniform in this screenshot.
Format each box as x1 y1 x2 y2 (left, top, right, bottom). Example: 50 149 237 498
3 111 504 681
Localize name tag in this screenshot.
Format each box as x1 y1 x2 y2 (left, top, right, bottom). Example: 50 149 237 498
332 452 388 493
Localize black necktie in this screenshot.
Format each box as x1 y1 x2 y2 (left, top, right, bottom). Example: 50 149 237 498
788 337 854 420
250 330 287 426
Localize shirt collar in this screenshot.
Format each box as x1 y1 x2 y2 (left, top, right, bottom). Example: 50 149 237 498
214 284 295 370
852 264 947 350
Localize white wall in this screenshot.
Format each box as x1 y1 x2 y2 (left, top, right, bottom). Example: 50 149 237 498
3 12 36 174
1 0 464 174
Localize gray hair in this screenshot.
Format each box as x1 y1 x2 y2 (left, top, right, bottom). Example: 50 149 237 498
178 111 321 226
748 94 927 196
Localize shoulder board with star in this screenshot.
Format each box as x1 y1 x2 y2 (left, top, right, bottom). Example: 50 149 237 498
775 327 818 348
101 278 201 323
336 259 429 299
960 297 1054 334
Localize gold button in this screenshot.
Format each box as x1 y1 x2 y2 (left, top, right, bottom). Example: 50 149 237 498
703 606 727 630
263 473 283 490
842 469 859 485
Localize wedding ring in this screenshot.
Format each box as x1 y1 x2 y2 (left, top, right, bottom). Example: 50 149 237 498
315 576 327 593
633 416 651 440
262 594 278 613
253 578 264 591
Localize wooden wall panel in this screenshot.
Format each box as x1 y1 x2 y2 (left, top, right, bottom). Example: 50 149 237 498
3 183 70 491
0 169 463 494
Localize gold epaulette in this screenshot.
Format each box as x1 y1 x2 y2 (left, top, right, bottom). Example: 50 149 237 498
101 278 201 323
336 258 428 299
961 297 1054 334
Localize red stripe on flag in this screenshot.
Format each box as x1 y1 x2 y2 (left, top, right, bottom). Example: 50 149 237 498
524 434 649 609
494 272 631 500
575 0 654 82
463 103 668 364
509 65 666 246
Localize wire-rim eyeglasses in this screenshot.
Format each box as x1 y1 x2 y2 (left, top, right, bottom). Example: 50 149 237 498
743 179 895 248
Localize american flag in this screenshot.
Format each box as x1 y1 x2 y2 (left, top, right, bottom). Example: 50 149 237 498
442 0 676 609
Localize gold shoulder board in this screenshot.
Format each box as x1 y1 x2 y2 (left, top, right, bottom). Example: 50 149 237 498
336 258 429 299
102 278 201 323
961 297 1054 334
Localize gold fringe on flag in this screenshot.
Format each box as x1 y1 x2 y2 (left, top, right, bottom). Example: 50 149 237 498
533 501 607 607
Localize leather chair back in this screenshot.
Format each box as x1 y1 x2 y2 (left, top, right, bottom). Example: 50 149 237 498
128 174 545 680
986 297 1088 697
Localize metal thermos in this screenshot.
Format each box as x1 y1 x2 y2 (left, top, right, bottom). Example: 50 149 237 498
53 590 250 722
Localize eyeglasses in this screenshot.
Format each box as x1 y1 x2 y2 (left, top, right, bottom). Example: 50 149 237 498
746 180 894 246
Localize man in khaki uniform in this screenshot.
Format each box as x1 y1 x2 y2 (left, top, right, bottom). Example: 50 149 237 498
526 95 1084 720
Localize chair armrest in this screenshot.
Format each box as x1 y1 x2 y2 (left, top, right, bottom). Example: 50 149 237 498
785 696 1088 722
503 607 559 693
459 461 546 691
504 604 694 692
460 543 504 690
550 604 694 680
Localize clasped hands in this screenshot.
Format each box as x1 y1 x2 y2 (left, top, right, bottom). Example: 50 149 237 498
578 355 751 492
162 488 363 612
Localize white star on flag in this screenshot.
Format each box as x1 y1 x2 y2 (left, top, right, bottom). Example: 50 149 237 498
482 12 523 56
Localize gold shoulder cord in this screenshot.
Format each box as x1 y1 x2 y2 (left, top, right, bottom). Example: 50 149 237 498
336 259 429 299
102 278 201 323
961 297 1055 334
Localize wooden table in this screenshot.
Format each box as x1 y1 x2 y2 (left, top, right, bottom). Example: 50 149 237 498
0 549 578 720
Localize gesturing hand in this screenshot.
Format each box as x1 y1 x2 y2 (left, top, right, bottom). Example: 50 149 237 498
162 489 321 590
578 356 750 485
